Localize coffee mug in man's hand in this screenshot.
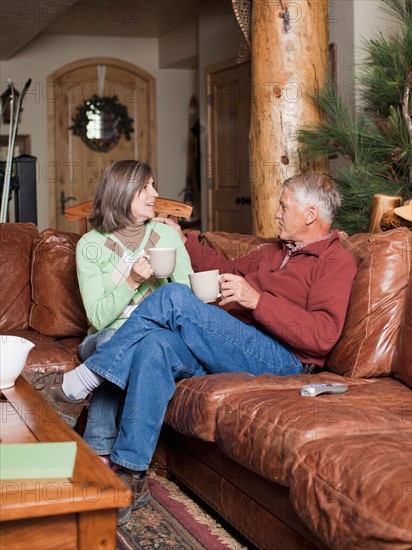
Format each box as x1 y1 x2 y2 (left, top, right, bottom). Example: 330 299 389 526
189 270 221 303
148 248 177 278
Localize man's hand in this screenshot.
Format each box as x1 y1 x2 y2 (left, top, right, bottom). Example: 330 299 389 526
219 273 260 310
152 216 187 243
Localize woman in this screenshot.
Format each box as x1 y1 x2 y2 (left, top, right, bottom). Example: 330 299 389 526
75 160 193 523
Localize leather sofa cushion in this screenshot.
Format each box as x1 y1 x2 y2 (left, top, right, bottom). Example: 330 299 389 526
15 331 82 378
0 223 39 332
29 229 88 338
327 227 412 378
214 374 411 486
290 432 412 549
166 371 381 446
166 372 352 442
393 271 412 388
165 373 254 441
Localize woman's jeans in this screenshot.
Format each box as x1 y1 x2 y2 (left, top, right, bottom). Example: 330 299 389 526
85 283 302 471
78 328 121 455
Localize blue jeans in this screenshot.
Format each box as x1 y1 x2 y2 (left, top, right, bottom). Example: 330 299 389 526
78 328 121 455
85 283 302 471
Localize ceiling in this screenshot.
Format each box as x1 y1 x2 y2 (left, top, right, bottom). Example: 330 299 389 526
0 0 204 60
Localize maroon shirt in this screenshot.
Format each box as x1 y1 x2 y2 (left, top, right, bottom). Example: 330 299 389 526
185 231 357 366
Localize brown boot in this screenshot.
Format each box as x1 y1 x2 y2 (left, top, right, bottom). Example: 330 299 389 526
32 372 90 428
116 470 151 526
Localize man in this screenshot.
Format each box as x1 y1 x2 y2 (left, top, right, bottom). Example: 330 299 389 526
32 173 357 524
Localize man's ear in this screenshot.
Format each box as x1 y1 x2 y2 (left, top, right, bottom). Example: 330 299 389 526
305 205 319 225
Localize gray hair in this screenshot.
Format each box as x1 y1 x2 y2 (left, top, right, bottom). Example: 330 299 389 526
283 173 341 223
90 160 155 232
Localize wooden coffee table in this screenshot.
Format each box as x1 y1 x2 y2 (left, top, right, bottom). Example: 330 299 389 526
0 376 132 550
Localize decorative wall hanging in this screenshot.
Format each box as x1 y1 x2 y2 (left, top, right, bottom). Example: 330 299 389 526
69 65 134 152
232 0 252 63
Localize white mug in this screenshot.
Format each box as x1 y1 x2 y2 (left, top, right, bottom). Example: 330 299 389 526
189 270 221 303
147 247 177 278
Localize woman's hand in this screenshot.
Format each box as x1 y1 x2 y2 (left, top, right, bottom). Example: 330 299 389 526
152 216 187 244
219 273 261 310
127 254 153 289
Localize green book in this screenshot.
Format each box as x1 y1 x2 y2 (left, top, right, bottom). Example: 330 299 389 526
0 442 77 480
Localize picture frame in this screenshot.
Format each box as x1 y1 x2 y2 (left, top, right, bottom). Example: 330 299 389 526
0 135 31 161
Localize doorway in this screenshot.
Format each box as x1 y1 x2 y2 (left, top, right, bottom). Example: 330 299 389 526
206 60 251 234
47 57 156 231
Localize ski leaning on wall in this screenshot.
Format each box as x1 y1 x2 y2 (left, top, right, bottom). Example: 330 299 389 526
0 77 31 223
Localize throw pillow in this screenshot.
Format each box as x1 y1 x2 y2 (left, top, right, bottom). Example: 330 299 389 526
0 223 39 332
29 229 88 337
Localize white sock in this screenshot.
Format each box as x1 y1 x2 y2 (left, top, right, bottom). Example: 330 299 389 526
62 364 103 400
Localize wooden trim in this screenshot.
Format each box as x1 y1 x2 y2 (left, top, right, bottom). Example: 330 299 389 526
205 57 250 231
47 56 156 85
148 78 158 172
206 71 214 231
328 43 337 85
47 72 57 228
205 58 236 231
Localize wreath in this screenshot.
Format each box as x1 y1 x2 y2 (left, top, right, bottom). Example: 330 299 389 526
69 95 134 152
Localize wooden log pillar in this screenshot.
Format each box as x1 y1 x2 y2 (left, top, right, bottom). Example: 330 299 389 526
369 194 403 233
250 0 329 236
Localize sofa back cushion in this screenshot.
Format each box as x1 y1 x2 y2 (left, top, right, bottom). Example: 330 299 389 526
200 231 278 260
0 223 39 332
29 229 88 337
327 228 412 378
392 269 412 388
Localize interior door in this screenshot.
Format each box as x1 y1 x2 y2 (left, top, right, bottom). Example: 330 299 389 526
47 57 156 231
207 61 251 234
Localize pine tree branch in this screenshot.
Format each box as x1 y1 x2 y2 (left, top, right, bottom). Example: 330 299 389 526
402 70 412 145
297 0 411 233
402 70 412 182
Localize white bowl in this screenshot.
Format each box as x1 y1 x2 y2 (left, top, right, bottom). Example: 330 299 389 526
0 335 35 389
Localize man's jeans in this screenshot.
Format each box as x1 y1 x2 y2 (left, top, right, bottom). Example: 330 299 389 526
78 328 121 455
85 283 302 471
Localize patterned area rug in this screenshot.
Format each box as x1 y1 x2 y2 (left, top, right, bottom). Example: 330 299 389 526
117 473 249 549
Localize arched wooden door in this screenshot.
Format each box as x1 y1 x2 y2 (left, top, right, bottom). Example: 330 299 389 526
47 57 156 230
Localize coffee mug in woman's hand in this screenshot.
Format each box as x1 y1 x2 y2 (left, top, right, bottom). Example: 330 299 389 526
148 248 177 278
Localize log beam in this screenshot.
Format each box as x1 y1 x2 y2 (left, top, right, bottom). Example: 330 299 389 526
250 0 329 236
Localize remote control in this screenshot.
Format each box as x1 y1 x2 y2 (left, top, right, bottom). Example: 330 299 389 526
300 383 348 397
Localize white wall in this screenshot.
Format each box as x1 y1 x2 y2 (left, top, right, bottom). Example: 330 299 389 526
159 20 198 69
329 0 355 103
353 0 399 53
329 0 400 105
0 34 195 230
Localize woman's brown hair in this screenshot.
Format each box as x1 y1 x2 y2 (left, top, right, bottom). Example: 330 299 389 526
89 160 155 232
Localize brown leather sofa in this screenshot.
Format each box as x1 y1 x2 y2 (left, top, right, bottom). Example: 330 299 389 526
1 222 411 550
